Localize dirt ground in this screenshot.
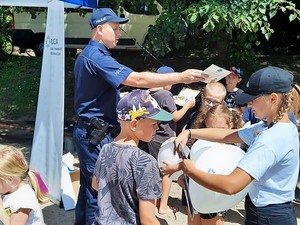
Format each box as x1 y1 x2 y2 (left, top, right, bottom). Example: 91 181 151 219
1 122 300 225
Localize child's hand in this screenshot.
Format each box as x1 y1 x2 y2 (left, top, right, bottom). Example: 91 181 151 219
160 161 181 176
177 174 185 189
185 98 196 108
181 159 196 175
173 130 190 156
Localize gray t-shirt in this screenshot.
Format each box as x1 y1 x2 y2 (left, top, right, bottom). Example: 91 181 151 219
93 142 161 225
150 90 177 143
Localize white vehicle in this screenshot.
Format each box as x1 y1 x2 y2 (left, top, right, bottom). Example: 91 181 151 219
10 3 161 55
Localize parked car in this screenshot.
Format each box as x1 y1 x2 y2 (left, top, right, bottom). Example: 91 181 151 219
10 2 161 55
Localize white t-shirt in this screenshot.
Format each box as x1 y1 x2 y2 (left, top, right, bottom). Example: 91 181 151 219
2 184 45 225
238 122 299 207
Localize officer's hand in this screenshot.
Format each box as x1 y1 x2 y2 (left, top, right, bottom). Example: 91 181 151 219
180 69 208 84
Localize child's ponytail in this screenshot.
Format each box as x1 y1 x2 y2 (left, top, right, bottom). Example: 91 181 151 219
28 169 49 203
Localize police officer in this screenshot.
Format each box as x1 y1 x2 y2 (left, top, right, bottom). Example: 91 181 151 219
73 8 207 225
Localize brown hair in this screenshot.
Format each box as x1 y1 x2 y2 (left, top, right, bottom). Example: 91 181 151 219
199 104 244 129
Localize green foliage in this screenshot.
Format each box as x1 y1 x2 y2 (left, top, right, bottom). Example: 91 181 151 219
183 0 300 64
189 0 299 40
0 7 13 60
144 2 188 56
143 0 300 64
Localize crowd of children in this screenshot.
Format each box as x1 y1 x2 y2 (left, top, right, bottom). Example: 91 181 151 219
1 65 300 225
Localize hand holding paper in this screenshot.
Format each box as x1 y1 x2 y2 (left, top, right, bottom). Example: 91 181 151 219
202 64 232 83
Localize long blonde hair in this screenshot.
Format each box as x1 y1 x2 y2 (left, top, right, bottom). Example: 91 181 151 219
0 145 48 203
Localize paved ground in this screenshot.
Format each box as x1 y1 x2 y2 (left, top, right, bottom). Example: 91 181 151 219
1 122 300 225
40 181 300 225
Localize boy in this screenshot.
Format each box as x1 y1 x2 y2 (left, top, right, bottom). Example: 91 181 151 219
148 66 195 214
91 89 173 225
224 66 243 108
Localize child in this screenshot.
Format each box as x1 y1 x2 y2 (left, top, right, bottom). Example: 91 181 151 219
174 66 299 225
91 89 173 225
0 145 48 225
224 66 243 108
148 66 195 214
166 104 243 225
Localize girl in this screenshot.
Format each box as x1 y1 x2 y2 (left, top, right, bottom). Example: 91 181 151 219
0 145 48 225
174 66 299 225
187 104 243 225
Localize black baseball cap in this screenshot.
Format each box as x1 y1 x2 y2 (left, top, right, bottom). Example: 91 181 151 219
235 66 293 105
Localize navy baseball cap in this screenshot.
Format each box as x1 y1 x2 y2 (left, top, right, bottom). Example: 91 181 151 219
156 66 174 73
235 66 293 105
89 8 129 29
117 89 173 121
229 66 243 78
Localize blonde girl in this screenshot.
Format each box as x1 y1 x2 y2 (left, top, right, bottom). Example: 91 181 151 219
0 145 48 225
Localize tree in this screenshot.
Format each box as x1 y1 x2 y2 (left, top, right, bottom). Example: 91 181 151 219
0 6 13 60
144 0 300 68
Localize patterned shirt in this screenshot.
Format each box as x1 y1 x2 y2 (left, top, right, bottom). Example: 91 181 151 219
93 142 161 225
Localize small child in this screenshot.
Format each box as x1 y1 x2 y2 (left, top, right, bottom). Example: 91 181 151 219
0 145 48 225
224 66 243 108
164 104 243 225
148 66 195 214
91 89 173 225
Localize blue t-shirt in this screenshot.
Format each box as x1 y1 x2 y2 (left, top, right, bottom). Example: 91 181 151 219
93 142 161 225
238 122 299 207
74 40 133 125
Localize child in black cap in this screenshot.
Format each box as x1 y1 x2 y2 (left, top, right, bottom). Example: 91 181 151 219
224 66 243 108
148 66 196 215
91 89 173 225
172 66 299 225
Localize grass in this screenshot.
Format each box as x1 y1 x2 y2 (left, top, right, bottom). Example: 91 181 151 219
0 54 77 121
0 52 300 122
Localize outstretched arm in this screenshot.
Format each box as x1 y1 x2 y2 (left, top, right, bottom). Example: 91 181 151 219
174 128 242 155
182 159 253 194
123 70 207 88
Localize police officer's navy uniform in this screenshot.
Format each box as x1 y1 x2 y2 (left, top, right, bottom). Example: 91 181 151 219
73 40 132 225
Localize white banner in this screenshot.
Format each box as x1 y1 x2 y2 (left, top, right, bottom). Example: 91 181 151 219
0 0 89 8
0 0 48 7
30 0 65 203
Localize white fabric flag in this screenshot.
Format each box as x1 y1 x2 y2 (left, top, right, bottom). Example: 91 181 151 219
30 0 65 203
0 0 48 7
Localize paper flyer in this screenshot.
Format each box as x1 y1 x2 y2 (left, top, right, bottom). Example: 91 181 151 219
174 88 200 106
202 64 232 83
